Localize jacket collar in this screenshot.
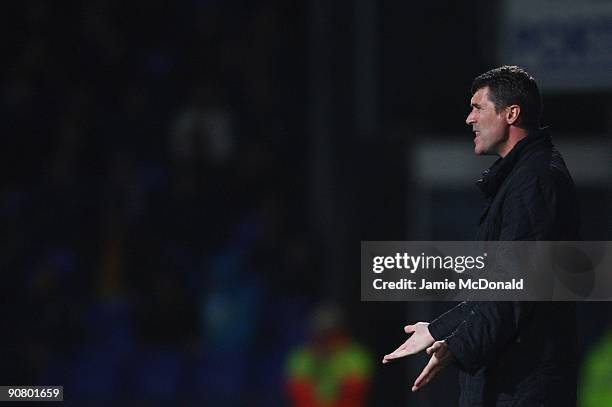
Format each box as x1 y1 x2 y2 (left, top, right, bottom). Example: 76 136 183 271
475 129 551 198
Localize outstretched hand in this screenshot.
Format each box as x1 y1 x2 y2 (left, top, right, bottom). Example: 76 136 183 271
411 340 454 392
382 322 434 364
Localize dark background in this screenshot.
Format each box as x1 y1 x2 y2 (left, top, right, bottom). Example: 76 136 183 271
1 1 611 405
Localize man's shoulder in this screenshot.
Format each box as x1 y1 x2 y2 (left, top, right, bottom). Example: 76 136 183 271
510 145 572 185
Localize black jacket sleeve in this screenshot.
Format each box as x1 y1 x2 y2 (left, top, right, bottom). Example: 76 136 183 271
428 302 472 341
444 302 534 374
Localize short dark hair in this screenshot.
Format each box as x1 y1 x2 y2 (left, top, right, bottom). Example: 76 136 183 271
471 65 542 130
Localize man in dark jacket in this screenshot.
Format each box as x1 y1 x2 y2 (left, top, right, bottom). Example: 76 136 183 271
382 66 579 406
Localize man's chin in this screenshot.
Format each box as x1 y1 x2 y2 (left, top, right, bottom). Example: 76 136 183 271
474 148 495 156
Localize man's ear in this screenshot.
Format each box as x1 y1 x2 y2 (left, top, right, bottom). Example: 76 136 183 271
506 105 521 125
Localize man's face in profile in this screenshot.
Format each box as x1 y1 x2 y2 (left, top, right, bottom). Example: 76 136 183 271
466 86 510 156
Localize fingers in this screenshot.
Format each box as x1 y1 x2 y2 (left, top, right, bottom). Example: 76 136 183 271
382 351 402 364
426 341 441 355
382 354 392 364
382 323 431 365
412 341 449 391
412 364 442 392
382 348 410 363
383 341 407 360
412 356 436 391
382 349 405 363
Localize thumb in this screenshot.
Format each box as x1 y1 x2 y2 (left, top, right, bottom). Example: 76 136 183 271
426 342 439 355
404 325 415 334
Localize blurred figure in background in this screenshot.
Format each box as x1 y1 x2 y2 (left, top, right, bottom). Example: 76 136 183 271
285 304 373 407
580 328 612 407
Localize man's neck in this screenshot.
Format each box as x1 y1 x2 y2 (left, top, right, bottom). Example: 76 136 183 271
498 127 529 158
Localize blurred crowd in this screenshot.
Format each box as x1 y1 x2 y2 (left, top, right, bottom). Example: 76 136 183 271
1 1 340 404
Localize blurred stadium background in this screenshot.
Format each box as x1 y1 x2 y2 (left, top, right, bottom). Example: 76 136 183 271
2 0 611 405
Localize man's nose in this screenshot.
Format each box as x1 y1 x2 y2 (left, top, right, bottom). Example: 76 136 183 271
466 112 475 126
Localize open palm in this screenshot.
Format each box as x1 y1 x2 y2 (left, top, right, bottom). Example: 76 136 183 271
382 322 435 364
